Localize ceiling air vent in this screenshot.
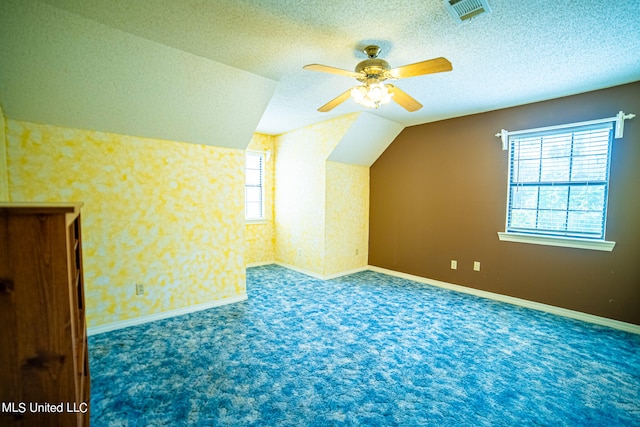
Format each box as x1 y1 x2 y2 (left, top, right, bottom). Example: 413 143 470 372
443 0 491 23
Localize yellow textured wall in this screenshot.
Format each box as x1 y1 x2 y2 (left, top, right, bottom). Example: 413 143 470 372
245 133 275 264
324 161 369 276
274 114 360 275
0 102 8 201
6 120 246 328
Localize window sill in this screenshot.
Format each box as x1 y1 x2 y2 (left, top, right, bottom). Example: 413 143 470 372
497 232 615 252
246 219 268 225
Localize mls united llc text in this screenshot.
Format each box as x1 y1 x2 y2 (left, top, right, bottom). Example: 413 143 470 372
2 401 88 414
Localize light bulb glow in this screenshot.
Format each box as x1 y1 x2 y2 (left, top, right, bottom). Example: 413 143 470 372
350 83 393 109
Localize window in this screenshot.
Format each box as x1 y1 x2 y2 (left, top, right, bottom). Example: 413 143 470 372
245 151 264 220
497 111 634 250
495 111 637 251
506 122 613 240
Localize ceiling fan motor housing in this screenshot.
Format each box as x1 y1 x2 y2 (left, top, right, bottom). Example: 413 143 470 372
355 59 391 80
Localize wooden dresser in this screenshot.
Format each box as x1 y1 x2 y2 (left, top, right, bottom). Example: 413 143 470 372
0 203 90 426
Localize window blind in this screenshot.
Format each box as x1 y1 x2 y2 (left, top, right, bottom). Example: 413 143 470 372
507 122 613 240
245 152 264 220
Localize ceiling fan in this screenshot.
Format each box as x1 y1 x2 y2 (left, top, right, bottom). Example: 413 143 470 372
303 45 452 112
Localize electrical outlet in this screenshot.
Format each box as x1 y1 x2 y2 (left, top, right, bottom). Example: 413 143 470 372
473 261 481 271
451 260 457 270
136 283 144 295
297 248 302 256
355 248 359 256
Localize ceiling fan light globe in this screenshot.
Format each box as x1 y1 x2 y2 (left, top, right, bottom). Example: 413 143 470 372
380 92 393 105
350 86 367 103
367 83 387 102
351 86 373 108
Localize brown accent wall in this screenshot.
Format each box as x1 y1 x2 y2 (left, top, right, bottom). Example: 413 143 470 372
369 81 640 325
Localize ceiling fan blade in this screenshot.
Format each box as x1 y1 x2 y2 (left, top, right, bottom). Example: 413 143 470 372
389 57 452 79
303 64 363 78
387 85 423 112
318 89 352 112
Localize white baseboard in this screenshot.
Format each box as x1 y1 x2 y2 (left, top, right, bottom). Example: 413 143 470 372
87 293 248 336
323 265 370 280
269 261 326 280
246 260 275 268
247 261 368 281
368 265 640 335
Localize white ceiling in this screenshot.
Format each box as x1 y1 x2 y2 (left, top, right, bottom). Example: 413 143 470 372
1 0 639 156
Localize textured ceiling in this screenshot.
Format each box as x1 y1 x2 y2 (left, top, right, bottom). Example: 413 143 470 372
1 0 640 153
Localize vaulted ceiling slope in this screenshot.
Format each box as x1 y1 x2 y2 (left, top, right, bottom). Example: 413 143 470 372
0 0 277 150
1 0 639 156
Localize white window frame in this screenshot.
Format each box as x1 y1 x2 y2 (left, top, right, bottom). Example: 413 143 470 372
496 111 635 251
245 151 266 222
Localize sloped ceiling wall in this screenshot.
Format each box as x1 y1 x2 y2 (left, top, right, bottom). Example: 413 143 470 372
328 113 404 167
0 0 277 150
0 0 404 163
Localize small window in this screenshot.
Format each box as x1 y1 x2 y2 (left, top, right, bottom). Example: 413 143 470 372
505 122 613 240
245 152 264 220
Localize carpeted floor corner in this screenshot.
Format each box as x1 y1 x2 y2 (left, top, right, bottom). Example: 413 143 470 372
88 264 640 426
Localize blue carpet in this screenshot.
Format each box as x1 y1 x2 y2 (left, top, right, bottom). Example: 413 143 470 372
89 265 640 426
